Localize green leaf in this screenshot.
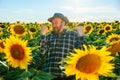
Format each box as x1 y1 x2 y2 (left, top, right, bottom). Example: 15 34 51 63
116 77 120 80
107 73 117 77
20 70 32 78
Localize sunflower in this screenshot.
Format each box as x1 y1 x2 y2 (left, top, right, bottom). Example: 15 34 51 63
0 29 3 35
84 24 94 34
7 26 11 32
28 27 37 39
0 39 5 53
10 23 27 37
46 23 52 33
63 45 114 80
99 22 106 27
112 25 117 30
114 21 119 24
106 34 120 44
97 29 105 35
4 35 32 69
47 25 52 33
42 23 52 33
106 40 120 54
29 27 36 34
0 24 6 28
104 24 113 32
67 22 75 27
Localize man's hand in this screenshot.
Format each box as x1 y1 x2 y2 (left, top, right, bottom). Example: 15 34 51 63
75 26 84 36
40 26 49 35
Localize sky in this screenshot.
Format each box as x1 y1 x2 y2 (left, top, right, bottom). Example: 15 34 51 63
0 0 120 23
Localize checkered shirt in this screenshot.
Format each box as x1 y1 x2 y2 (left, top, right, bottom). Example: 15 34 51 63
39 29 84 78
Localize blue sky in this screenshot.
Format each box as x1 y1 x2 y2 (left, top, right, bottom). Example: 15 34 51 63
0 0 120 23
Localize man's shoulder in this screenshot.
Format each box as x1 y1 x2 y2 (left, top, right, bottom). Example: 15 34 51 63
46 31 55 38
66 29 78 35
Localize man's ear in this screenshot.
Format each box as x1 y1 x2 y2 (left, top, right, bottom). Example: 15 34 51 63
62 21 65 26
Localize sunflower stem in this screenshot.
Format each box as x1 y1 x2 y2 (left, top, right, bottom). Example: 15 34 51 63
25 66 28 80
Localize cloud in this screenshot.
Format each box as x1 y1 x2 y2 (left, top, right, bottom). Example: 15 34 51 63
69 15 120 22
60 0 120 15
59 0 120 22
60 6 120 14
12 9 36 14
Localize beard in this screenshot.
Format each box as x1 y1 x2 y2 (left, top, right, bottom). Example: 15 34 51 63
53 28 61 34
53 24 63 34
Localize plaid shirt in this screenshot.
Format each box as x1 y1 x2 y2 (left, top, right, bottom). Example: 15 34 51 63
39 29 84 77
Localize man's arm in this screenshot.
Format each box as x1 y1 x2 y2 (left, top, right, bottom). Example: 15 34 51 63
39 26 49 54
75 26 85 49
75 26 84 36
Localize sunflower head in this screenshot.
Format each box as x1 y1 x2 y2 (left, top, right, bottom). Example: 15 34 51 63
63 45 115 80
106 40 120 54
76 54 101 73
106 34 120 44
104 24 113 32
99 22 106 27
112 25 117 30
0 39 5 53
84 24 94 34
0 24 6 28
4 35 32 69
67 22 74 27
10 23 26 37
114 21 119 24
0 29 3 35
29 28 36 33
98 29 105 35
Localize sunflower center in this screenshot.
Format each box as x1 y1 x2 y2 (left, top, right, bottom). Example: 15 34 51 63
30 28 36 32
76 54 101 73
10 44 25 60
99 30 104 34
106 26 110 31
0 42 5 48
0 25 6 28
0 30 2 33
14 25 25 34
86 26 91 32
107 41 120 54
110 37 119 42
113 26 116 29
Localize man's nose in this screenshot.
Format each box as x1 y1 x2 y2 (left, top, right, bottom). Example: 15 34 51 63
52 25 57 28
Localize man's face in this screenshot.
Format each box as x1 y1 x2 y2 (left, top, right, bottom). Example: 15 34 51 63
51 17 65 34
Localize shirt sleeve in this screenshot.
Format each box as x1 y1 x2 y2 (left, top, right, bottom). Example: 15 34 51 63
75 35 85 50
39 35 48 54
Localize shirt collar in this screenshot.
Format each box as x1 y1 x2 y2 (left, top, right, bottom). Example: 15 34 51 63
52 28 67 36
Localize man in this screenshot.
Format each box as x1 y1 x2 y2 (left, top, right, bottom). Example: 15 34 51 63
39 13 84 80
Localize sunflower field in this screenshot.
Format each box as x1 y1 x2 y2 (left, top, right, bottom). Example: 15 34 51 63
0 21 120 80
